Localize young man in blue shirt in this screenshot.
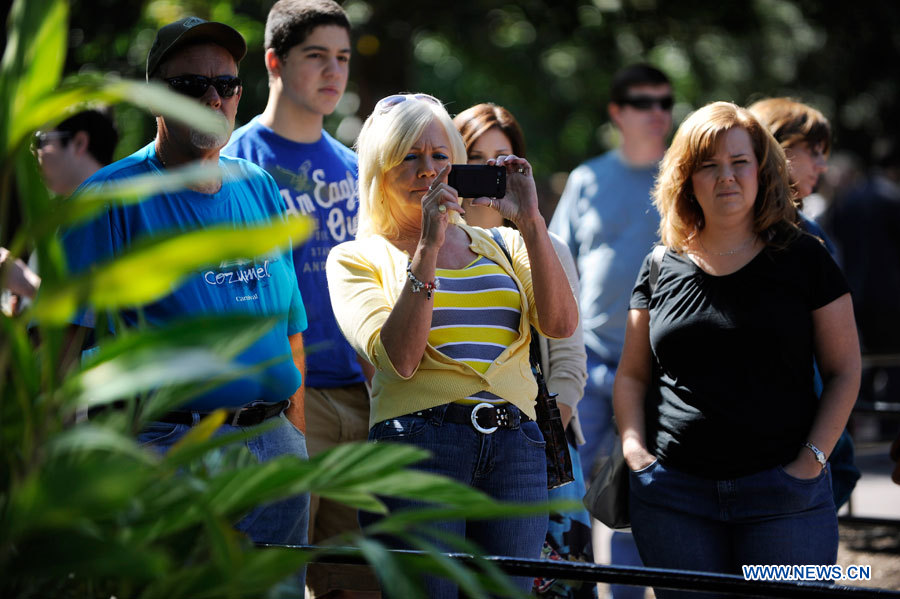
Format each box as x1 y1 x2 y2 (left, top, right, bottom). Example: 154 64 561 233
550 64 673 599
222 2 376 597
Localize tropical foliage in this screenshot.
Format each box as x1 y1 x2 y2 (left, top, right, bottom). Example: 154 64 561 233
0 1 568 597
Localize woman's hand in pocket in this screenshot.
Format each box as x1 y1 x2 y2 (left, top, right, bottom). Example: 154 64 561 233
783 447 826 480
623 436 657 472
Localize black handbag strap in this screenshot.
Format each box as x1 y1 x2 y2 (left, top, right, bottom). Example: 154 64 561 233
489 228 545 377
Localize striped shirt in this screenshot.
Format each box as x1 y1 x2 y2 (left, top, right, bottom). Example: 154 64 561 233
431 255 521 404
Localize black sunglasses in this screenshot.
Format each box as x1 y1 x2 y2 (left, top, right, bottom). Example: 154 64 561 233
31 130 72 152
619 95 674 111
164 75 242 99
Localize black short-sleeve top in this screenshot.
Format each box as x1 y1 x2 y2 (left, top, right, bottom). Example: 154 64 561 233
630 233 849 479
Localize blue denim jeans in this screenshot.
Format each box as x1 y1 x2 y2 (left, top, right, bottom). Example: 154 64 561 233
579 364 645 599
361 404 549 599
578 364 617 480
139 409 310 588
629 460 837 599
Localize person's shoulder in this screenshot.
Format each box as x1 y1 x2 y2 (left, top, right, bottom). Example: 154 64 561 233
222 117 264 157
220 153 272 180
776 229 832 263
566 151 620 184
221 156 282 206
82 143 155 186
320 130 358 162
329 235 389 263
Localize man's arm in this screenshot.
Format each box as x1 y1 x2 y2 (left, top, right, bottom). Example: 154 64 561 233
285 331 306 433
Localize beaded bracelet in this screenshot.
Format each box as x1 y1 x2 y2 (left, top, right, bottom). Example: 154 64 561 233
406 264 439 300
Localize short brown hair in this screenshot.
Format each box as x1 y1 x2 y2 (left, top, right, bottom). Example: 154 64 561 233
453 103 527 158
747 97 831 155
654 101 797 250
265 0 350 60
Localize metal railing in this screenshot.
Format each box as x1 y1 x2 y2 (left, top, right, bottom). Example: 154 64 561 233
265 545 900 597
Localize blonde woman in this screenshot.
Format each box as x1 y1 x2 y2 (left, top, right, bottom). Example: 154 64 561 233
454 102 594 599
326 93 577 598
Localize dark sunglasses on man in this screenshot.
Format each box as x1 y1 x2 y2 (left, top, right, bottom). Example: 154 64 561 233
164 75 242 99
31 130 72 152
619 95 674 111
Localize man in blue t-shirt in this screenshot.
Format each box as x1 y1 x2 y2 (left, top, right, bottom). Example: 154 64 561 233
221 2 374 597
549 64 673 599
62 17 311 586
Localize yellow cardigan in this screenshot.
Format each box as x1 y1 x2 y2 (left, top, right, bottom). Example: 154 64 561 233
326 223 554 428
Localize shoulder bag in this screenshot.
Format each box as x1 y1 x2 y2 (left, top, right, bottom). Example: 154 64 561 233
583 244 665 529
490 228 574 489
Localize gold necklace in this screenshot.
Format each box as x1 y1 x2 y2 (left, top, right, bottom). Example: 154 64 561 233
699 235 758 256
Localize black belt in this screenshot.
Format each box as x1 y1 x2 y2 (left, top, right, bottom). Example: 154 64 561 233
412 402 530 434
88 399 289 427
158 400 290 427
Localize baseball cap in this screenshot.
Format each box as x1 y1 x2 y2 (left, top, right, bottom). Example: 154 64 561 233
146 17 247 81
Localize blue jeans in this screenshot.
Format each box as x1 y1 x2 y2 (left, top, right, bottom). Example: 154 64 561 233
139 409 310 588
629 460 837 599
578 365 617 480
536 441 597 598
580 364 645 599
361 404 549 599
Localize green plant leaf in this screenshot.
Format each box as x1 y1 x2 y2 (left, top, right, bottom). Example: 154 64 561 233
31 215 313 324
162 419 279 471
170 410 227 452
7 530 171 583
0 0 68 152
7 77 232 163
7 453 153 539
20 160 242 247
356 537 425 598
46 424 154 464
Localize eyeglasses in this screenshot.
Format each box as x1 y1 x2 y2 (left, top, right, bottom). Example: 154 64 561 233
31 130 72 152
374 93 441 115
618 95 674 111
164 75 242 99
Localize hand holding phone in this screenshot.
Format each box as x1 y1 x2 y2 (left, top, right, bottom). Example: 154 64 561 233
447 165 506 199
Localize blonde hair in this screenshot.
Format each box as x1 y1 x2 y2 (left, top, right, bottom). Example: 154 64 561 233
355 95 467 238
654 101 798 251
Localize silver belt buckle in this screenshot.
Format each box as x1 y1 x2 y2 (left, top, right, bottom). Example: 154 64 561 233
470 402 499 434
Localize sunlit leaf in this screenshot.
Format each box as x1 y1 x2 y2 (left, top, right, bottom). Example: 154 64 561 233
169 410 227 454
46 424 154 464
8 77 230 160
22 160 243 244
31 215 314 324
0 0 67 151
161 422 278 471
69 348 244 408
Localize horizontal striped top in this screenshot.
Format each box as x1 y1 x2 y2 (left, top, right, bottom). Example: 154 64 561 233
431 255 521 405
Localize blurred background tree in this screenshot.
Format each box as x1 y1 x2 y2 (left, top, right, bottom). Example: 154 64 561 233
20 0 900 216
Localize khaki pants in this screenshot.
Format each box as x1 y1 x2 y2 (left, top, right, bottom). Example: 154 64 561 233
302 384 380 596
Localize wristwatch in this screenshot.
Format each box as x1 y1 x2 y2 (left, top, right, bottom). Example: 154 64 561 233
804 442 827 469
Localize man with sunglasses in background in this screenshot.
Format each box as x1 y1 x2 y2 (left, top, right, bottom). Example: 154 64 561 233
2 108 118 316
222 4 377 598
549 63 673 599
61 17 311 589
34 108 118 197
